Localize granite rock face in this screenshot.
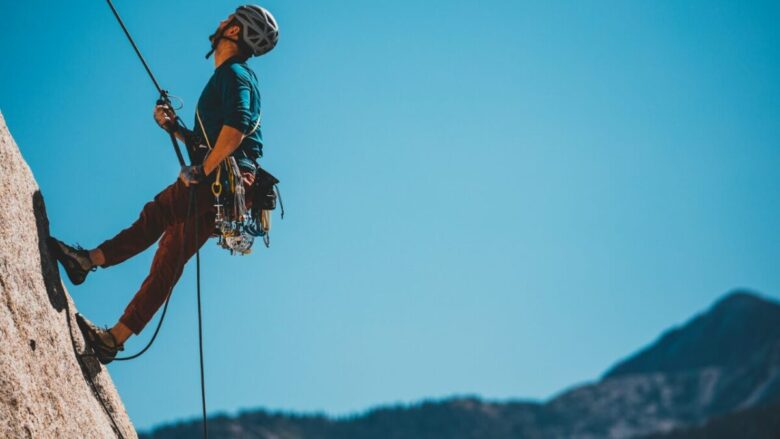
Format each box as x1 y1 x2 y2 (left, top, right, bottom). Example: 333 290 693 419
0 110 137 438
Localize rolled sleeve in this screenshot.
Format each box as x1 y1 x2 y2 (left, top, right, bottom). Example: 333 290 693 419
220 68 254 133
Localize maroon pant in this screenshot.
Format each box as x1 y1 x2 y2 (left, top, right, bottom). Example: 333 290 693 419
98 175 252 334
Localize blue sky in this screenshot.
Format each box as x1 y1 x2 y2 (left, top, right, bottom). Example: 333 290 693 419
2 0 780 431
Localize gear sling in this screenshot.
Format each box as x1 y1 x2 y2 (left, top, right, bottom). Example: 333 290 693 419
192 107 282 254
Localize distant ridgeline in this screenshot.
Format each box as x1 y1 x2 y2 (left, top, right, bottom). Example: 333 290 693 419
141 291 780 439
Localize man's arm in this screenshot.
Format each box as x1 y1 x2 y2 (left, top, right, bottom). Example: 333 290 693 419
202 124 245 176
204 65 255 175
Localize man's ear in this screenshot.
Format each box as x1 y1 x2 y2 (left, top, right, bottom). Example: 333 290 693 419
226 23 241 38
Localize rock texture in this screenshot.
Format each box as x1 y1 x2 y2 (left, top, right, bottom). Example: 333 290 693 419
0 110 137 438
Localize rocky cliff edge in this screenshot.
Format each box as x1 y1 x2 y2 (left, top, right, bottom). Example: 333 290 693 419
0 110 137 438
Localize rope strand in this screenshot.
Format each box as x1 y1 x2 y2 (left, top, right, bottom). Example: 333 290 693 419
195 190 209 438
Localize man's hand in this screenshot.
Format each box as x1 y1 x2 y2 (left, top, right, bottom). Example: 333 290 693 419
154 104 176 132
179 165 204 187
241 171 255 187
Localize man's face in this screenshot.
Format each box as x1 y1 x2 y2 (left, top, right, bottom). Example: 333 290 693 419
209 14 236 44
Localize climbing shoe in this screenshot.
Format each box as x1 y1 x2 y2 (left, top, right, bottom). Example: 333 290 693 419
47 237 96 285
75 313 124 365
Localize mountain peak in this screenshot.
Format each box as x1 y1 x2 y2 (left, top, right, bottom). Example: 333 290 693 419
712 289 772 312
604 290 780 379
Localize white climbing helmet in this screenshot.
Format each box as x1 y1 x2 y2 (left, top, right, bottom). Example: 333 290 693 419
233 5 279 57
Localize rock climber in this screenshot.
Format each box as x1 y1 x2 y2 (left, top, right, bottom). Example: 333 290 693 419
47 5 279 364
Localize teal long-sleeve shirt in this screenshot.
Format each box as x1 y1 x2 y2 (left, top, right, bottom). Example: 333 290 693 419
195 56 263 171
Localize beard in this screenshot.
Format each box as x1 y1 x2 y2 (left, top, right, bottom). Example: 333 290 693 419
206 19 238 58
205 24 221 59
208 26 220 45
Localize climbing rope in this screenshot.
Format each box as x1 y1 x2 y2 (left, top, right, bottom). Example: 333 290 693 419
194 190 209 439
105 0 186 167
105 1 209 436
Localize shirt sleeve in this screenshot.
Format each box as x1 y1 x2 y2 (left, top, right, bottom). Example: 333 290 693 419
219 65 254 133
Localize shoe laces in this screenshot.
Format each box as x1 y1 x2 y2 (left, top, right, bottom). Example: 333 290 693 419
101 326 124 351
92 324 124 352
73 242 97 272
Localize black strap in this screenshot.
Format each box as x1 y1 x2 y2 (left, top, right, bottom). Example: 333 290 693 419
275 184 285 219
